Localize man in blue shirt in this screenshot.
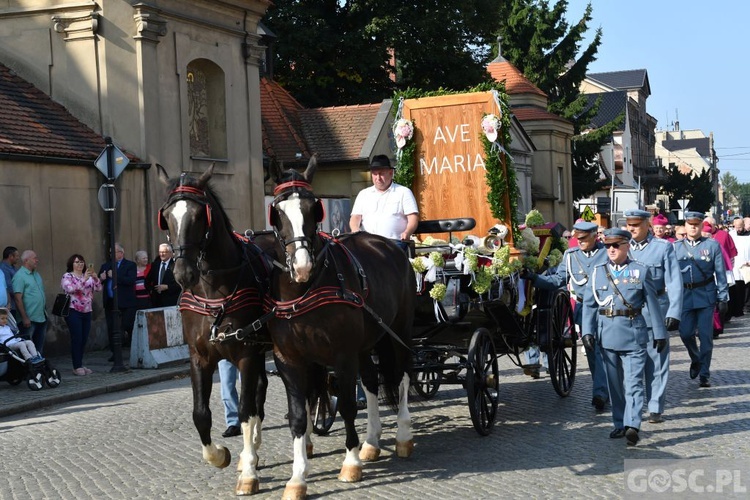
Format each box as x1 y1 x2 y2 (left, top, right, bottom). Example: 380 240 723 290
674 211 729 388
525 221 609 411
624 209 683 424
0 247 19 321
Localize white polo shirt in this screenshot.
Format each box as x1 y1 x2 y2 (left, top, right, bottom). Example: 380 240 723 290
351 182 418 239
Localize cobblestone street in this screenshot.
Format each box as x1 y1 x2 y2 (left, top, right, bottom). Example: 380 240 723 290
1 320 749 499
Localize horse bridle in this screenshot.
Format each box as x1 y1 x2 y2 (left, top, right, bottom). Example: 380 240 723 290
158 178 214 266
269 180 323 274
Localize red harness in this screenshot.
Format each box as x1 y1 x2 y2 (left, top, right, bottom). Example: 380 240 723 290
179 288 264 317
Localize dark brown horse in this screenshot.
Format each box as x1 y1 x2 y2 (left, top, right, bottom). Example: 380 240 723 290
268 155 416 499
157 165 273 495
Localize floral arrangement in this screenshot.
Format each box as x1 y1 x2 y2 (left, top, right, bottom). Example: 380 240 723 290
429 283 447 301
393 118 414 150
428 251 445 268
481 114 501 143
524 209 545 228
515 227 540 256
547 248 563 268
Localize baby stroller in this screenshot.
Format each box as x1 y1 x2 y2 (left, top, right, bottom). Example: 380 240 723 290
0 334 61 391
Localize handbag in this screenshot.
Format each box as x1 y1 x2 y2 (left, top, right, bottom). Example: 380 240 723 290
52 293 71 317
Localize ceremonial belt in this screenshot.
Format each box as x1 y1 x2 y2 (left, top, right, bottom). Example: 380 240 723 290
599 307 642 318
684 278 713 290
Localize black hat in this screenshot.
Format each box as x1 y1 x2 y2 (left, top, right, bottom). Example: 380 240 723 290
369 155 393 170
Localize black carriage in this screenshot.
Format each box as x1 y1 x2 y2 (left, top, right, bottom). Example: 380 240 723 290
409 218 577 435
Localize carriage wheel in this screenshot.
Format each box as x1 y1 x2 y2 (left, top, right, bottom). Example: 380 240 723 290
413 362 443 400
311 374 338 436
548 289 577 397
465 328 499 436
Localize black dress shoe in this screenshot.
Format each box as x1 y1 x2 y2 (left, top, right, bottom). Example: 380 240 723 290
625 427 640 446
689 361 700 379
609 428 626 439
648 412 664 424
591 395 606 411
699 377 711 388
222 425 241 438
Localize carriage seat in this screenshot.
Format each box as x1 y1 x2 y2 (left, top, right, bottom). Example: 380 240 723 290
411 218 476 258
414 218 476 235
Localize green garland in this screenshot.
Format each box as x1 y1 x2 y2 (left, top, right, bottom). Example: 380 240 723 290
392 83 520 241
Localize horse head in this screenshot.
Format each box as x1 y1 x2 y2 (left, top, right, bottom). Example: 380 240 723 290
157 163 216 289
269 154 322 283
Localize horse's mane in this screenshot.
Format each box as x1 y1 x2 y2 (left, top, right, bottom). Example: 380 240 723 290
166 172 234 232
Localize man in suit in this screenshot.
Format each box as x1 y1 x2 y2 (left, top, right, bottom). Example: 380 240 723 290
146 243 181 307
624 209 683 424
581 228 666 446
524 221 609 411
675 211 729 388
98 243 137 355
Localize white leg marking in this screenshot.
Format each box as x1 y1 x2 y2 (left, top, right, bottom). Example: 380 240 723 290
286 435 310 490
363 385 382 449
395 373 413 444
239 416 262 480
171 200 188 237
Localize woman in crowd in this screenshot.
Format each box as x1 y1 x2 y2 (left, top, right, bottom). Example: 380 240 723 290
61 254 102 376
134 250 152 311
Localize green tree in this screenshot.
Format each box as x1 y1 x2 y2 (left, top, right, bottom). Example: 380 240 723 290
660 166 715 214
263 1 498 107
495 0 617 201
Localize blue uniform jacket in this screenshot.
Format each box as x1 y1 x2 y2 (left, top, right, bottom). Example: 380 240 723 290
673 237 729 309
533 244 607 303
582 259 667 351
628 235 683 325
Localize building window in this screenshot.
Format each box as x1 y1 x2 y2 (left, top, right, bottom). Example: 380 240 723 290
557 167 564 202
187 59 227 159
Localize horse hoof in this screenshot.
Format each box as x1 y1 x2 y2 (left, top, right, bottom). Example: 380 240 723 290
281 484 307 500
338 464 362 483
219 447 232 468
359 443 380 462
236 477 259 496
306 442 314 459
396 439 414 458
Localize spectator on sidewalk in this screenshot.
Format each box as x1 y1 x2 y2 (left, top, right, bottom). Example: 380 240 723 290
61 254 102 376
12 250 47 355
98 243 137 355
146 244 180 307
0 307 42 363
1 246 20 322
134 250 152 311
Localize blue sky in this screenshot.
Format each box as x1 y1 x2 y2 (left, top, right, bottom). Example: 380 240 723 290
565 0 750 182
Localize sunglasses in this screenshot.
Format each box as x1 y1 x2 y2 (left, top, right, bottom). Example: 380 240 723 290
604 242 625 249
564 236 572 239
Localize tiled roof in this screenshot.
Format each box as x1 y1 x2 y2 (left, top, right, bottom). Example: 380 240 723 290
0 63 106 161
662 137 711 158
512 106 570 123
588 69 650 96
582 91 627 129
259 77 309 164
298 104 381 163
486 60 547 97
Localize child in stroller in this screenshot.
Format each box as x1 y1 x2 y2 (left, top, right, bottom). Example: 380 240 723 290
0 308 61 390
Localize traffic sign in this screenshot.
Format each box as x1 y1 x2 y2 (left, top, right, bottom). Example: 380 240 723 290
97 184 117 212
94 144 129 180
581 205 596 222
677 198 689 210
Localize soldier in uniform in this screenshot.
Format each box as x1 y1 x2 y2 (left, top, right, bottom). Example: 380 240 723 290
674 211 729 388
524 221 609 410
624 209 683 424
581 228 667 446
